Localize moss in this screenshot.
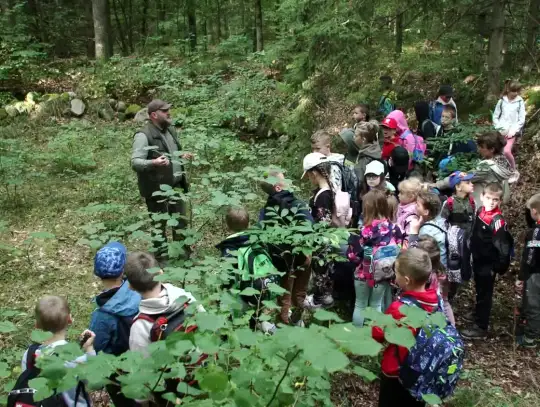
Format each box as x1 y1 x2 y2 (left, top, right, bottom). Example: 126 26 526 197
125 104 142 117
0 108 8 120
525 89 540 109
60 92 70 101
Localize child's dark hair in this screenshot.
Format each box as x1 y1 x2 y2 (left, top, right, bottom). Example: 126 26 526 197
483 182 504 197
125 252 160 293
260 170 283 195
417 191 441 220
309 163 334 193
361 174 386 197
354 120 379 144
417 235 442 273
354 104 371 121
396 248 432 284
226 207 249 232
503 79 522 95
35 296 70 333
442 104 456 118
476 131 506 155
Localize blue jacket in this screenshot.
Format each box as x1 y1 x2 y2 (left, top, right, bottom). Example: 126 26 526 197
89 281 141 355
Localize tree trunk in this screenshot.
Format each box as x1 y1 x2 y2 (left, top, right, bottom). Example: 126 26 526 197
395 11 404 55
85 0 96 58
254 0 263 51
4 0 15 27
216 0 222 41
112 0 129 55
105 0 114 56
486 0 505 102
526 0 540 62
92 0 111 60
186 0 197 51
141 0 149 37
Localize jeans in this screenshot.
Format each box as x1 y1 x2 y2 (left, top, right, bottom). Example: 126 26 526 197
523 273 540 339
353 279 389 327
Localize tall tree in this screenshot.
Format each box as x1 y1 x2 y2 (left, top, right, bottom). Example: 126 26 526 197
526 0 540 63
186 0 197 51
486 0 506 101
395 10 404 55
254 0 263 51
92 0 112 60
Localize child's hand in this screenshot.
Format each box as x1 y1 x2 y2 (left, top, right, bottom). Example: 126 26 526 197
408 216 422 235
79 330 95 352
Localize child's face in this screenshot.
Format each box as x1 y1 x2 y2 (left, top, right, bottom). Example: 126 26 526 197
394 262 410 290
416 198 429 219
456 180 474 195
477 144 494 159
353 108 366 123
481 191 502 211
530 208 539 222
366 174 381 188
273 172 287 192
441 111 454 128
507 91 519 100
399 190 415 204
383 127 396 140
311 141 331 156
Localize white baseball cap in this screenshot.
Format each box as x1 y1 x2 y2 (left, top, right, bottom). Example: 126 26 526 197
365 160 385 176
302 152 328 178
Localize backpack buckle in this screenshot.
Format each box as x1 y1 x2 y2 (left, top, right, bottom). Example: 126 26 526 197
160 324 168 331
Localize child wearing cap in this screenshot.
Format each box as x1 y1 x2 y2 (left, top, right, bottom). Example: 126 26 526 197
381 116 400 161
89 242 141 356
353 121 382 186
430 85 458 125
441 171 475 232
361 160 396 197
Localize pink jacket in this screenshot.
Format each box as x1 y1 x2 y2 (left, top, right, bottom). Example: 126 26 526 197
386 110 415 168
396 202 418 236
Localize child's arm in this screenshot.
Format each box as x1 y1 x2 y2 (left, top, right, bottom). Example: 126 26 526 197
492 221 512 275
440 200 450 221
511 100 526 136
519 228 538 281
492 100 502 130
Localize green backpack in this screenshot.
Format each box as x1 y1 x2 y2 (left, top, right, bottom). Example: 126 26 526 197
236 245 281 304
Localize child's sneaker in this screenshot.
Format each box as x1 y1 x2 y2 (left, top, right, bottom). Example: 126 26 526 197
257 321 277 335
462 325 488 339
303 295 323 311
516 335 537 349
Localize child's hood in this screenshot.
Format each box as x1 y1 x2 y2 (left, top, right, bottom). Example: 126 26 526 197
139 283 198 315
398 288 439 312
386 110 410 133
397 201 417 219
327 153 345 164
502 95 524 104
339 128 360 157
215 232 250 255
99 281 141 317
357 142 381 159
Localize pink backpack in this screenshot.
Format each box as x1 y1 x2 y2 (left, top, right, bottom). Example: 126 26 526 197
399 130 426 163
314 188 352 227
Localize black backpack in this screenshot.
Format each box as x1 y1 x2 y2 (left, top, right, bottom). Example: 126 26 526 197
7 344 90 407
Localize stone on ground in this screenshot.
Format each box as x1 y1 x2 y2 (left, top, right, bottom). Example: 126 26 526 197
134 108 149 123
70 99 86 116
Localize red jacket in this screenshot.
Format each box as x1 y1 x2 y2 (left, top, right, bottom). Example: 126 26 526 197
382 136 400 161
372 289 439 377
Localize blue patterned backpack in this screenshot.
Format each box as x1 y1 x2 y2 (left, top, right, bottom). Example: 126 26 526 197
398 295 465 401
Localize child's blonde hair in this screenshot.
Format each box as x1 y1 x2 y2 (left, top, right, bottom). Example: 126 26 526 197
396 248 432 284
354 120 379 144
35 296 70 333
226 207 249 232
526 193 540 212
311 130 332 146
387 195 398 222
363 189 389 226
398 178 422 197
417 235 442 273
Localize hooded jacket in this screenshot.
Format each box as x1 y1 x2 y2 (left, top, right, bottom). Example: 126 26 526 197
396 202 419 237
215 232 250 257
130 283 203 354
492 95 526 136
259 190 313 224
372 288 439 377
430 97 458 125
354 143 382 185
89 281 141 355
339 128 360 165
419 216 448 268
415 101 436 139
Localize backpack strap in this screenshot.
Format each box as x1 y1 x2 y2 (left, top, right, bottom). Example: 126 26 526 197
446 196 454 213
134 313 156 324
497 98 504 120
423 222 447 236
314 187 331 202
400 294 444 315
469 194 476 213
26 343 41 370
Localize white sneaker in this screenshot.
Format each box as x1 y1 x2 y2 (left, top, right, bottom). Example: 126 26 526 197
257 321 277 335
303 295 322 310
295 319 306 328
508 170 520 184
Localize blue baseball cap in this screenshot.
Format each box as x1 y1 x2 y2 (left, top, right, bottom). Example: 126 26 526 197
94 242 127 279
449 171 474 189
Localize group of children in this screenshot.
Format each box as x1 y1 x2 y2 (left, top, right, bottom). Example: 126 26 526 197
12 79 533 407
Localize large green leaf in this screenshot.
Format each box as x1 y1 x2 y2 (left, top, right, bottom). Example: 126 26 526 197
384 326 416 349
0 321 17 333
313 309 344 322
195 313 227 332
30 329 53 343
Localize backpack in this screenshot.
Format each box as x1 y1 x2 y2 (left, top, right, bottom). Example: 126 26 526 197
314 188 352 228
421 119 442 138
7 344 90 407
490 214 515 261
379 95 396 116
399 130 426 163
447 225 466 283
421 222 449 266
371 244 401 283
398 295 465 401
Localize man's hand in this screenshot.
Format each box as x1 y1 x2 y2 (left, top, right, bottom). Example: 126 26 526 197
152 155 170 166
181 152 195 160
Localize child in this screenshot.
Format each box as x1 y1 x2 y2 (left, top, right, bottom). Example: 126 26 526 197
22 296 95 406
397 178 422 238
88 242 140 407
462 182 512 339
416 191 448 268
348 190 403 327
440 171 475 233
385 110 425 170
353 103 370 126
434 131 517 205
430 85 458 125
381 117 400 161
415 101 440 139
125 252 204 354
89 242 141 355
378 75 396 117
388 146 410 189
302 153 336 308
517 193 540 348
362 160 396 196
372 248 437 407
492 80 526 171
259 171 312 323
353 121 382 185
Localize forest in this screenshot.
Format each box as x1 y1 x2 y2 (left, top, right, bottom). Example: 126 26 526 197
0 0 540 406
